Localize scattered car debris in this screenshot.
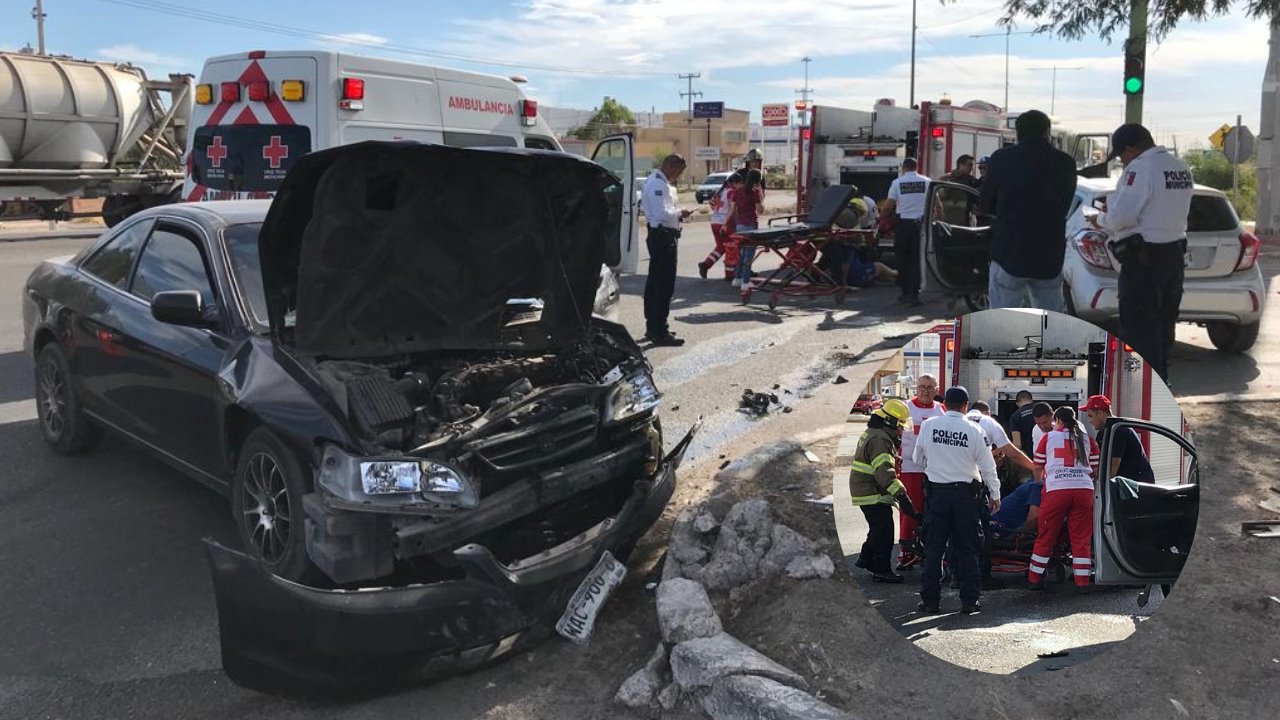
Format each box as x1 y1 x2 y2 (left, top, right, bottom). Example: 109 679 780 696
1170 698 1190 717
804 496 835 506
1037 650 1070 659
804 450 821 463
1268 596 1280 607
671 404 681 412
1242 521 1280 538
719 460 732 470
832 375 849 385
738 390 780 416
772 384 781 390
782 406 794 413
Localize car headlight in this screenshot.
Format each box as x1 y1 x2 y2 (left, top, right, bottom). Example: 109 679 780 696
605 370 661 422
319 445 478 509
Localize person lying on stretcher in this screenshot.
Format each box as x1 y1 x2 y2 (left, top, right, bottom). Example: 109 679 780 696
988 476 1043 541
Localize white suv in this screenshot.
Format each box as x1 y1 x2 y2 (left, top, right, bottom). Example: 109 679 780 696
1062 178 1265 351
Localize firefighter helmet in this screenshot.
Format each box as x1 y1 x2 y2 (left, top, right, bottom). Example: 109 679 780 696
745 148 763 163
873 398 912 432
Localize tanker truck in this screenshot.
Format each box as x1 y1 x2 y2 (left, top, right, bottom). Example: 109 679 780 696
0 50 193 226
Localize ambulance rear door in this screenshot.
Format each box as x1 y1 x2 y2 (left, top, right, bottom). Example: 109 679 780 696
591 134 638 274
1093 417 1199 587
186 53 320 201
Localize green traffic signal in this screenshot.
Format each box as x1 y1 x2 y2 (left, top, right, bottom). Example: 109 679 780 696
1124 76 1143 94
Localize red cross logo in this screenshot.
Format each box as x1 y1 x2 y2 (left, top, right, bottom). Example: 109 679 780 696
262 135 289 169
206 136 228 167
1053 442 1077 466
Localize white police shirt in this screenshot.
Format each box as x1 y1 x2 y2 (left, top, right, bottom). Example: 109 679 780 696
966 410 1011 449
641 170 681 229
1100 146 1194 245
887 172 931 220
912 411 999 500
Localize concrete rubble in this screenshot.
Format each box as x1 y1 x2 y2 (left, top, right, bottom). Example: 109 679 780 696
617 495 846 718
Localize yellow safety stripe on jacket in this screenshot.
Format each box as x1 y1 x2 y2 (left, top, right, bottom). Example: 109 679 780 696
850 493 897 506
870 452 896 470
851 460 875 474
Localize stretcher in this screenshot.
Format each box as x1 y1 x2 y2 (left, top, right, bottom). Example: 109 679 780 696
986 522 1074 583
730 185 877 310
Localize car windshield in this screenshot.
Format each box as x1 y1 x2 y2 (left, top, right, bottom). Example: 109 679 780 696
704 175 730 185
223 223 269 331
857 394 873 401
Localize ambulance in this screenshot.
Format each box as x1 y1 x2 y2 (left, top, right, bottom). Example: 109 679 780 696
181 50 639 272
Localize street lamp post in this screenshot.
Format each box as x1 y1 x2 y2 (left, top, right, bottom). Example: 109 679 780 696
970 27 1035 112
1030 66 1083 116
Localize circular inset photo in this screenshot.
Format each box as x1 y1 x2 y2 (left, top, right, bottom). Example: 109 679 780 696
833 308 1199 673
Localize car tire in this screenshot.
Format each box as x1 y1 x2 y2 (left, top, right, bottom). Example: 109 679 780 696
231 427 318 582
34 343 101 454
1207 321 1260 353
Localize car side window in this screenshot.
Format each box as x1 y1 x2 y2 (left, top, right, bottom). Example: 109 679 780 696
129 226 216 306
80 221 152 288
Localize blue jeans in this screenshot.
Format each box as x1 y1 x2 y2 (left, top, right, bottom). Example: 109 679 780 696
735 223 758 283
988 261 1065 313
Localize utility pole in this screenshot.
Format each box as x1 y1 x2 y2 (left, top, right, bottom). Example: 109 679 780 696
32 0 47 55
1125 0 1148 124
971 28 1035 112
1030 66 1083 117
795 56 814 118
910 0 917 108
678 72 702 188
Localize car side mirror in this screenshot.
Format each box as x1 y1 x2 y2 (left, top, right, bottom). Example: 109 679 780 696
151 290 208 327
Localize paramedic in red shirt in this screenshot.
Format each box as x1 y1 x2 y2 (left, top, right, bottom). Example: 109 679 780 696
897 374 946 569
1028 406 1100 592
699 171 744 282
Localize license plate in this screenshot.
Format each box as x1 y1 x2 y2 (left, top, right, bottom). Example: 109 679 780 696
555 551 627 645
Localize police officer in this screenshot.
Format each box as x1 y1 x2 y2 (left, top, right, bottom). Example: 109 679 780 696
912 386 1000 614
1089 123 1194 382
641 154 694 346
849 399 916 584
882 158 930 306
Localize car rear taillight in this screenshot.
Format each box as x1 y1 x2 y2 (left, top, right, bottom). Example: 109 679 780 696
1073 229 1114 270
247 80 270 102
1235 231 1261 272
220 82 240 103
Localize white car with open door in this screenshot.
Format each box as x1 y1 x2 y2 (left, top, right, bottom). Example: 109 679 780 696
921 180 991 312
1092 416 1198 606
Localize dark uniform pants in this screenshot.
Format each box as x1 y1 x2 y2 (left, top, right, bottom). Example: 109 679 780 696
921 481 984 606
859 504 895 574
894 218 922 297
644 225 680 337
1118 240 1185 382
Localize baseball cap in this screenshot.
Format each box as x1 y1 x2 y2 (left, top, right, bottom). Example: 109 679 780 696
944 386 970 406
1081 395 1112 412
1107 123 1155 160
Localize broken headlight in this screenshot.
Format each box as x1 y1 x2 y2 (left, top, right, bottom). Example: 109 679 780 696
318 445 479 509
604 370 661 422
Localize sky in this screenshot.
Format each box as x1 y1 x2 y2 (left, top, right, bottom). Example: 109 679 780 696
4 0 1271 148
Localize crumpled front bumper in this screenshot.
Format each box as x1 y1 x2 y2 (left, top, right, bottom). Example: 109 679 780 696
203 423 697 698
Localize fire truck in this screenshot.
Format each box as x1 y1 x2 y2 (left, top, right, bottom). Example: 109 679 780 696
916 309 1197 592
794 98 1013 214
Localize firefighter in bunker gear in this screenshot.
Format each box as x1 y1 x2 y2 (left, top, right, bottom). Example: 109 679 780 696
849 399 917 584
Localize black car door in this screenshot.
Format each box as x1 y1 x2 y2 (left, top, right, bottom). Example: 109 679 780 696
72 218 155 429
108 219 233 483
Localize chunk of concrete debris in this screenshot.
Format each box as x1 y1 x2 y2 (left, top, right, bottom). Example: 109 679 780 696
759 524 821 577
785 554 835 580
657 578 724 644
670 633 807 691
615 643 668 709
698 549 753 591
694 510 720 534
670 507 710 565
713 499 775 576
703 675 855 720
657 683 680 711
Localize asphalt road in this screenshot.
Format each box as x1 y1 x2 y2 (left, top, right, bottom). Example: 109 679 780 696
0 223 942 719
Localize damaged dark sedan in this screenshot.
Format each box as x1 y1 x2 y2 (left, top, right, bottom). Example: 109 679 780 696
22 141 694 696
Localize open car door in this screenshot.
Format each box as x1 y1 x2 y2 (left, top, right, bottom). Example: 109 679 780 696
922 180 990 311
1093 417 1199 588
591 134 638 274
1072 132 1117 180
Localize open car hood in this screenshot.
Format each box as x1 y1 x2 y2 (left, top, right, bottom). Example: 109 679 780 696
258 141 620 358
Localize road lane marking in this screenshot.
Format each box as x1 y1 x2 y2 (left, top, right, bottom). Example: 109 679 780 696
0 399 37 425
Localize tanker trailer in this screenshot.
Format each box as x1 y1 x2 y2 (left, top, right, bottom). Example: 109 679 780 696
0 51 193 226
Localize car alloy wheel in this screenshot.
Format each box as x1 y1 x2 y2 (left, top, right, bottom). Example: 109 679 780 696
240 451 292 565
37 357 67 441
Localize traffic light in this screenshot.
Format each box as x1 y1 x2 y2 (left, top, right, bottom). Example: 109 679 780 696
1123 41 1145 95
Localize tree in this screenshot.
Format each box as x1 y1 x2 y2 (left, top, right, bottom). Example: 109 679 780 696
966 1 1278 41
1185 149 1258 220
568 97 637 141
652 145 672 169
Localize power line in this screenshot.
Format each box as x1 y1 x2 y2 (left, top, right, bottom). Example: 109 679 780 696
93 0 670 77
917 3 1004 31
